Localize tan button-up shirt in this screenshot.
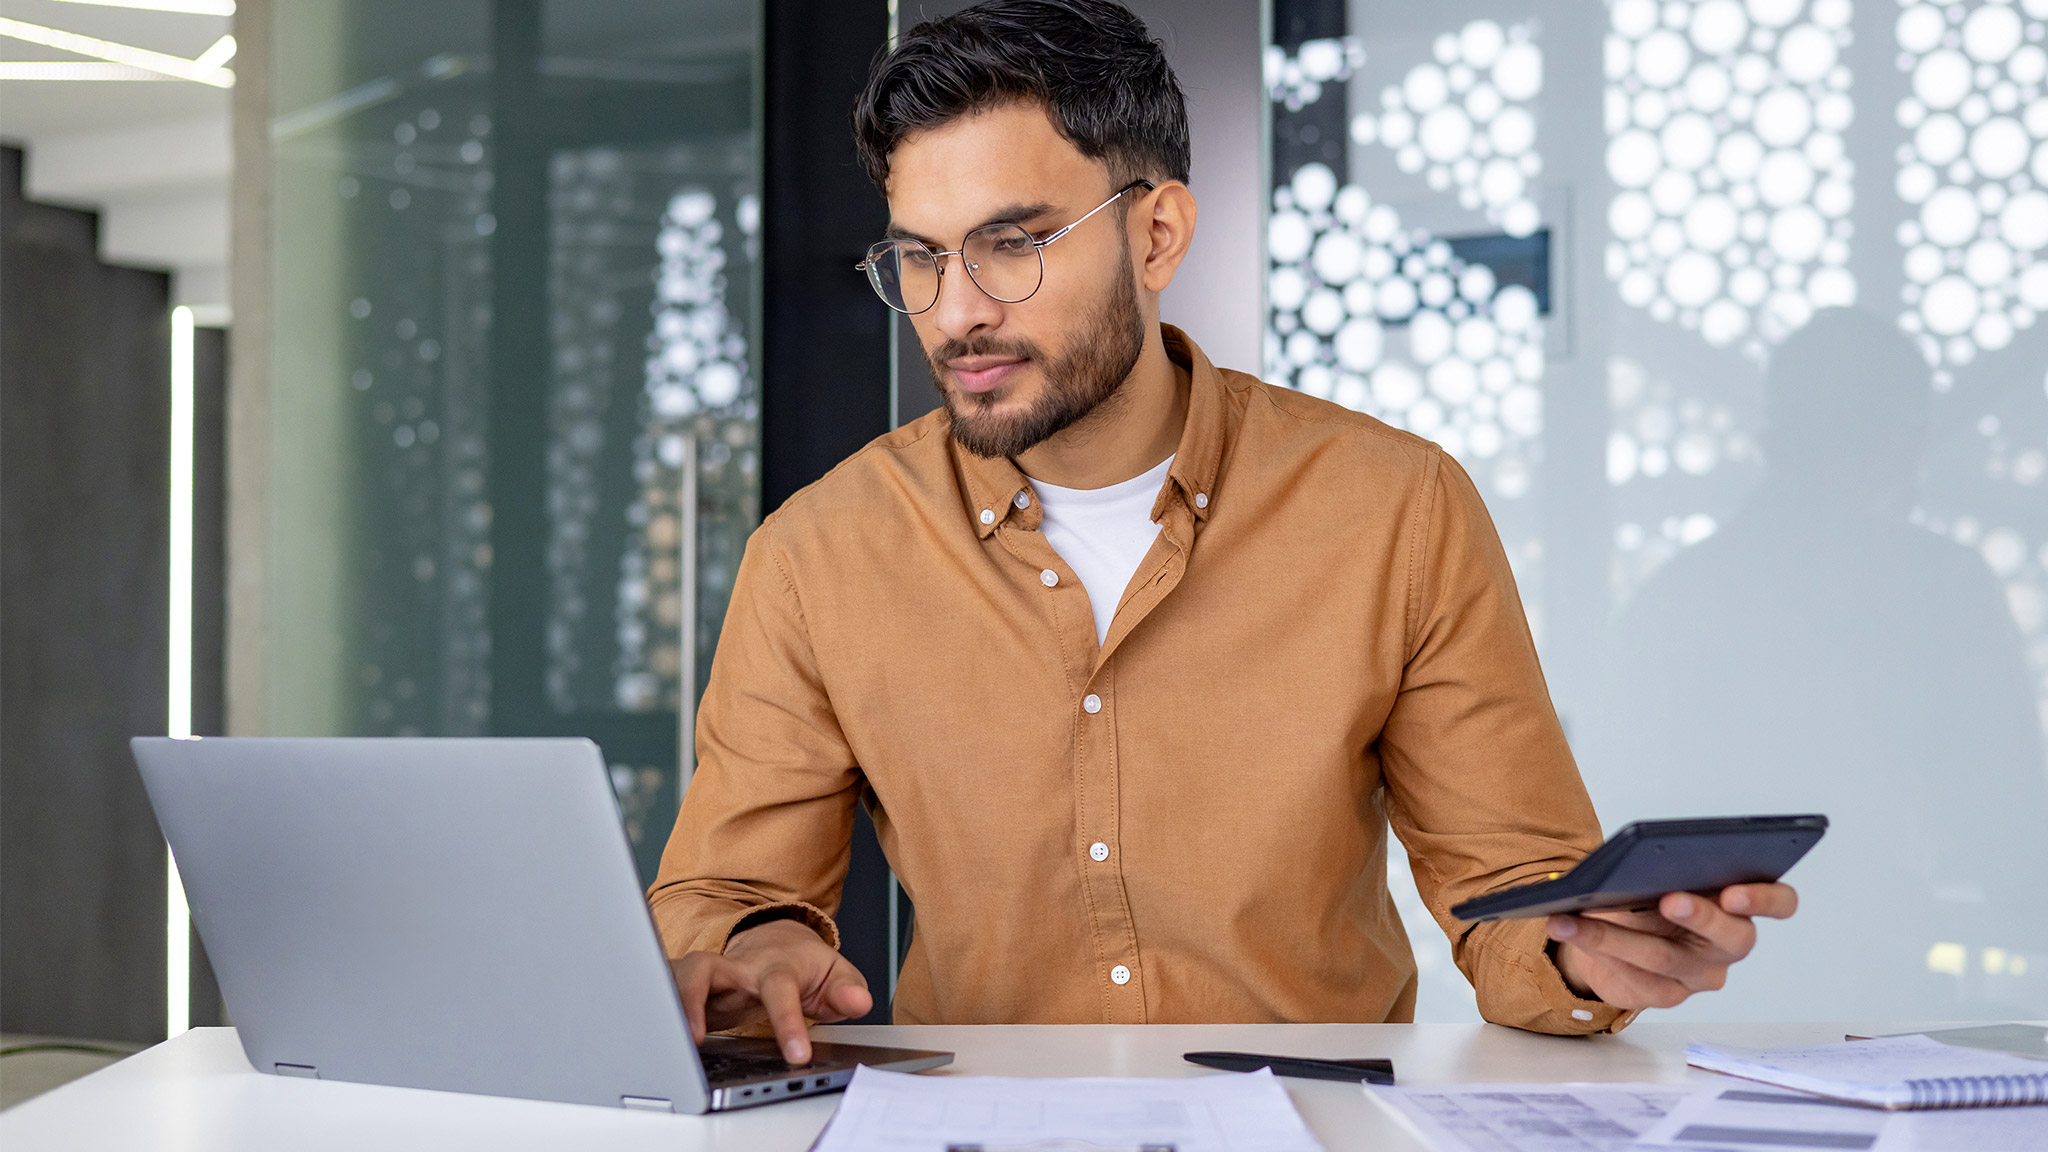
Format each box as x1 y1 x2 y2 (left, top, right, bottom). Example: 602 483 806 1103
650 326 1630 1035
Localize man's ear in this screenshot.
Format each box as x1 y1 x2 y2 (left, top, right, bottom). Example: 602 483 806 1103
1136 181 1196 294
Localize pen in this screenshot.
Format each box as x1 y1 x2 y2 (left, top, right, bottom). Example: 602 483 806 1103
1183 1050 1396 1084
945 1144 1176 1152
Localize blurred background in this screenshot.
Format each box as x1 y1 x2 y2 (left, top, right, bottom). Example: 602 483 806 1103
3 0 2044 1093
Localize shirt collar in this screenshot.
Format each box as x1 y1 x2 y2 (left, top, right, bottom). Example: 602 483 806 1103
953 324 1228 539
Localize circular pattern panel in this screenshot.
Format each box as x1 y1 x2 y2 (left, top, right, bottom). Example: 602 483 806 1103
1605 0 1858 353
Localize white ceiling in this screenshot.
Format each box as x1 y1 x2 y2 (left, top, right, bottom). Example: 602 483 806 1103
0 0 233 319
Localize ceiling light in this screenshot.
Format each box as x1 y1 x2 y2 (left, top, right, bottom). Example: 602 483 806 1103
192 33 234 72
0 16 233 86
0 61 174 80
45 0 235 15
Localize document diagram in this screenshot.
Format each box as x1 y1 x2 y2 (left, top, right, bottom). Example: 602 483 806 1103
812 1065 1323 1152
1368 1082 1694 1151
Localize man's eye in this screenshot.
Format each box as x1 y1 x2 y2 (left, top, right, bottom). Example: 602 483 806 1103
994 234 1035 254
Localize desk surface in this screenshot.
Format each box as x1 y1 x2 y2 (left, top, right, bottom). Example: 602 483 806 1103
0 1020 1919 1150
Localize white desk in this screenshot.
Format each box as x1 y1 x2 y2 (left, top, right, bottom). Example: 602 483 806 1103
0 1020 1907 1150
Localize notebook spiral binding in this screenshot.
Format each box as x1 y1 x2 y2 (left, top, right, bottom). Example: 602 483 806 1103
1904 1071 2048 1109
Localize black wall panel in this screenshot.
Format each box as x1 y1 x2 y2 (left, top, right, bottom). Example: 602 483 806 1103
0 146 227 1041
2 146 172 1042
760 1 897 1020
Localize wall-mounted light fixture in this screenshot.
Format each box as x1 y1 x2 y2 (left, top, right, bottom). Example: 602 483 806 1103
167 305 195 1037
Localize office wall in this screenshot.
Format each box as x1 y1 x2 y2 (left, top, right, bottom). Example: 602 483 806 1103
1 147 226 1041
890 0 1267 425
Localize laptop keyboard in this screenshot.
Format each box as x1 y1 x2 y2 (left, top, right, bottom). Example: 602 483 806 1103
699 1048 820 1083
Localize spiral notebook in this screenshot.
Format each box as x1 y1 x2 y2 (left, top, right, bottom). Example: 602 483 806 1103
1686 1034 2048 1110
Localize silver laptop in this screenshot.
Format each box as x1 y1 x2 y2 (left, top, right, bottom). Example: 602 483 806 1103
130 736 950 1112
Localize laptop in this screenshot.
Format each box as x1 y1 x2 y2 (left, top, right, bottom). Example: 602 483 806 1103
130 736 951 1112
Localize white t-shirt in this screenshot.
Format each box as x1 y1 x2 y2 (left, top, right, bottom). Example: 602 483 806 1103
1026 454 1174 646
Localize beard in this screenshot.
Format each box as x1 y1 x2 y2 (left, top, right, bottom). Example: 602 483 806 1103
928 257 1146 460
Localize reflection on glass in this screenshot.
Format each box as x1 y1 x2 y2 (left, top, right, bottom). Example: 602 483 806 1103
1268 0 2048 1022
544 150 759 716
1591 310 2048 1021
267 0 761 878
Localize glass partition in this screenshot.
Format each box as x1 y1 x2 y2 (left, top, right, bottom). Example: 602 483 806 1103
267 0 761 881
1268 0 2048 1022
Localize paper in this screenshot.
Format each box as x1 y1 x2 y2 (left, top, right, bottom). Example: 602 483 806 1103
1635 1084 1890 1149
1871 1105 2048 1151
1636 1085 2048 1151
1684 1035 2048 1108
1366 1082 1695 1151
810 1065 1323 1152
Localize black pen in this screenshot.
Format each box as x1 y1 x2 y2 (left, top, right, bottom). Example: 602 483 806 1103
1183 1050 1396 1084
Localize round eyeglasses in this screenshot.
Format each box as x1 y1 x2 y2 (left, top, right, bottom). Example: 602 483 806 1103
856 180 1156 315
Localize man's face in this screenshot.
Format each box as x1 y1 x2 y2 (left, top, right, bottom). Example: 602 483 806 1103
884 102 1148 458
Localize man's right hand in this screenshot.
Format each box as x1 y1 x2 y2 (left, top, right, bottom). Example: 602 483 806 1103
668 918 873 1065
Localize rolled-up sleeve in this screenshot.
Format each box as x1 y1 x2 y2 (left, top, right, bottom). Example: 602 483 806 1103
646 521 859 959
1377 450 1633 1035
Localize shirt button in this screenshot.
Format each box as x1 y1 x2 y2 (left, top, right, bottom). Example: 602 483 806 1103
979 508 996 525
1013 491 1030 509
1110 965 1131 986
1089 842 1109 862
1194 492 1209 509
1040 569 1058 587
1082 694 1101 714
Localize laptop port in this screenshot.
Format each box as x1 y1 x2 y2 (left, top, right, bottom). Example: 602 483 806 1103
787 1079 804 1092
814 1076 830 1088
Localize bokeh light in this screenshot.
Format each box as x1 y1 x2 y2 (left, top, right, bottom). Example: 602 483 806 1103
1606 0 1858 353
1892 0 2048 379
1266 21 1548 513
1351 20 1547 236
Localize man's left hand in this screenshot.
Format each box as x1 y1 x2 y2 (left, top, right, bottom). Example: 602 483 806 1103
1548 883 1798 1010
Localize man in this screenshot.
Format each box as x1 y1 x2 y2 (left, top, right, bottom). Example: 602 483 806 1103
651 0 1797 1064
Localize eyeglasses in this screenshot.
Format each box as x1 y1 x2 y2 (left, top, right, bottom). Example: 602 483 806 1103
856 179 1156 315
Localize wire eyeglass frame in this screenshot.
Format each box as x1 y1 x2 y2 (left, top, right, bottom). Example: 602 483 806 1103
855 179 1157 315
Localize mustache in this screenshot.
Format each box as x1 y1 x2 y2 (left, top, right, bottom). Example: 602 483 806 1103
928 336 1042 366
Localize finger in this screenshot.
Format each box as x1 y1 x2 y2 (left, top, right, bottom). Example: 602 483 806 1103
1580 906 1679 934
1663 892 1755 961
815 958 874 1021
672 955 714 1043
1721 882 1798 920
681 953 769 1039
1563 944 1698 1009
757 964 813 1065
1549 913 1720 989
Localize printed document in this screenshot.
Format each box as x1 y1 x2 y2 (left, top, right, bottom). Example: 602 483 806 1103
810 1065 1323 1152
1634 1084 1890 1148
1366 1082 1695 1150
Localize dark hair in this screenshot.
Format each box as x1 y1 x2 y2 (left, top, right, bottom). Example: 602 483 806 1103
851 0 1191 193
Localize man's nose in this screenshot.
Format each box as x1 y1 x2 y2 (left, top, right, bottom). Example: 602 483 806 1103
930 255 1006 344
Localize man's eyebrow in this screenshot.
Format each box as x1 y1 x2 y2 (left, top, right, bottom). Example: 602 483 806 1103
884 201 1063 247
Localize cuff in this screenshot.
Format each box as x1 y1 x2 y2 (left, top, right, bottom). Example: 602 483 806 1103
711 900 841 954
1475 916 1638 1036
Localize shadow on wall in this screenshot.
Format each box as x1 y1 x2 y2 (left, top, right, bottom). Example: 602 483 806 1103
1582 308 2048 1022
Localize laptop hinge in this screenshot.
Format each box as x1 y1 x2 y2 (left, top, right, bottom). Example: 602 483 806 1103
274 1063 320 1079
619 1095 673 1112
